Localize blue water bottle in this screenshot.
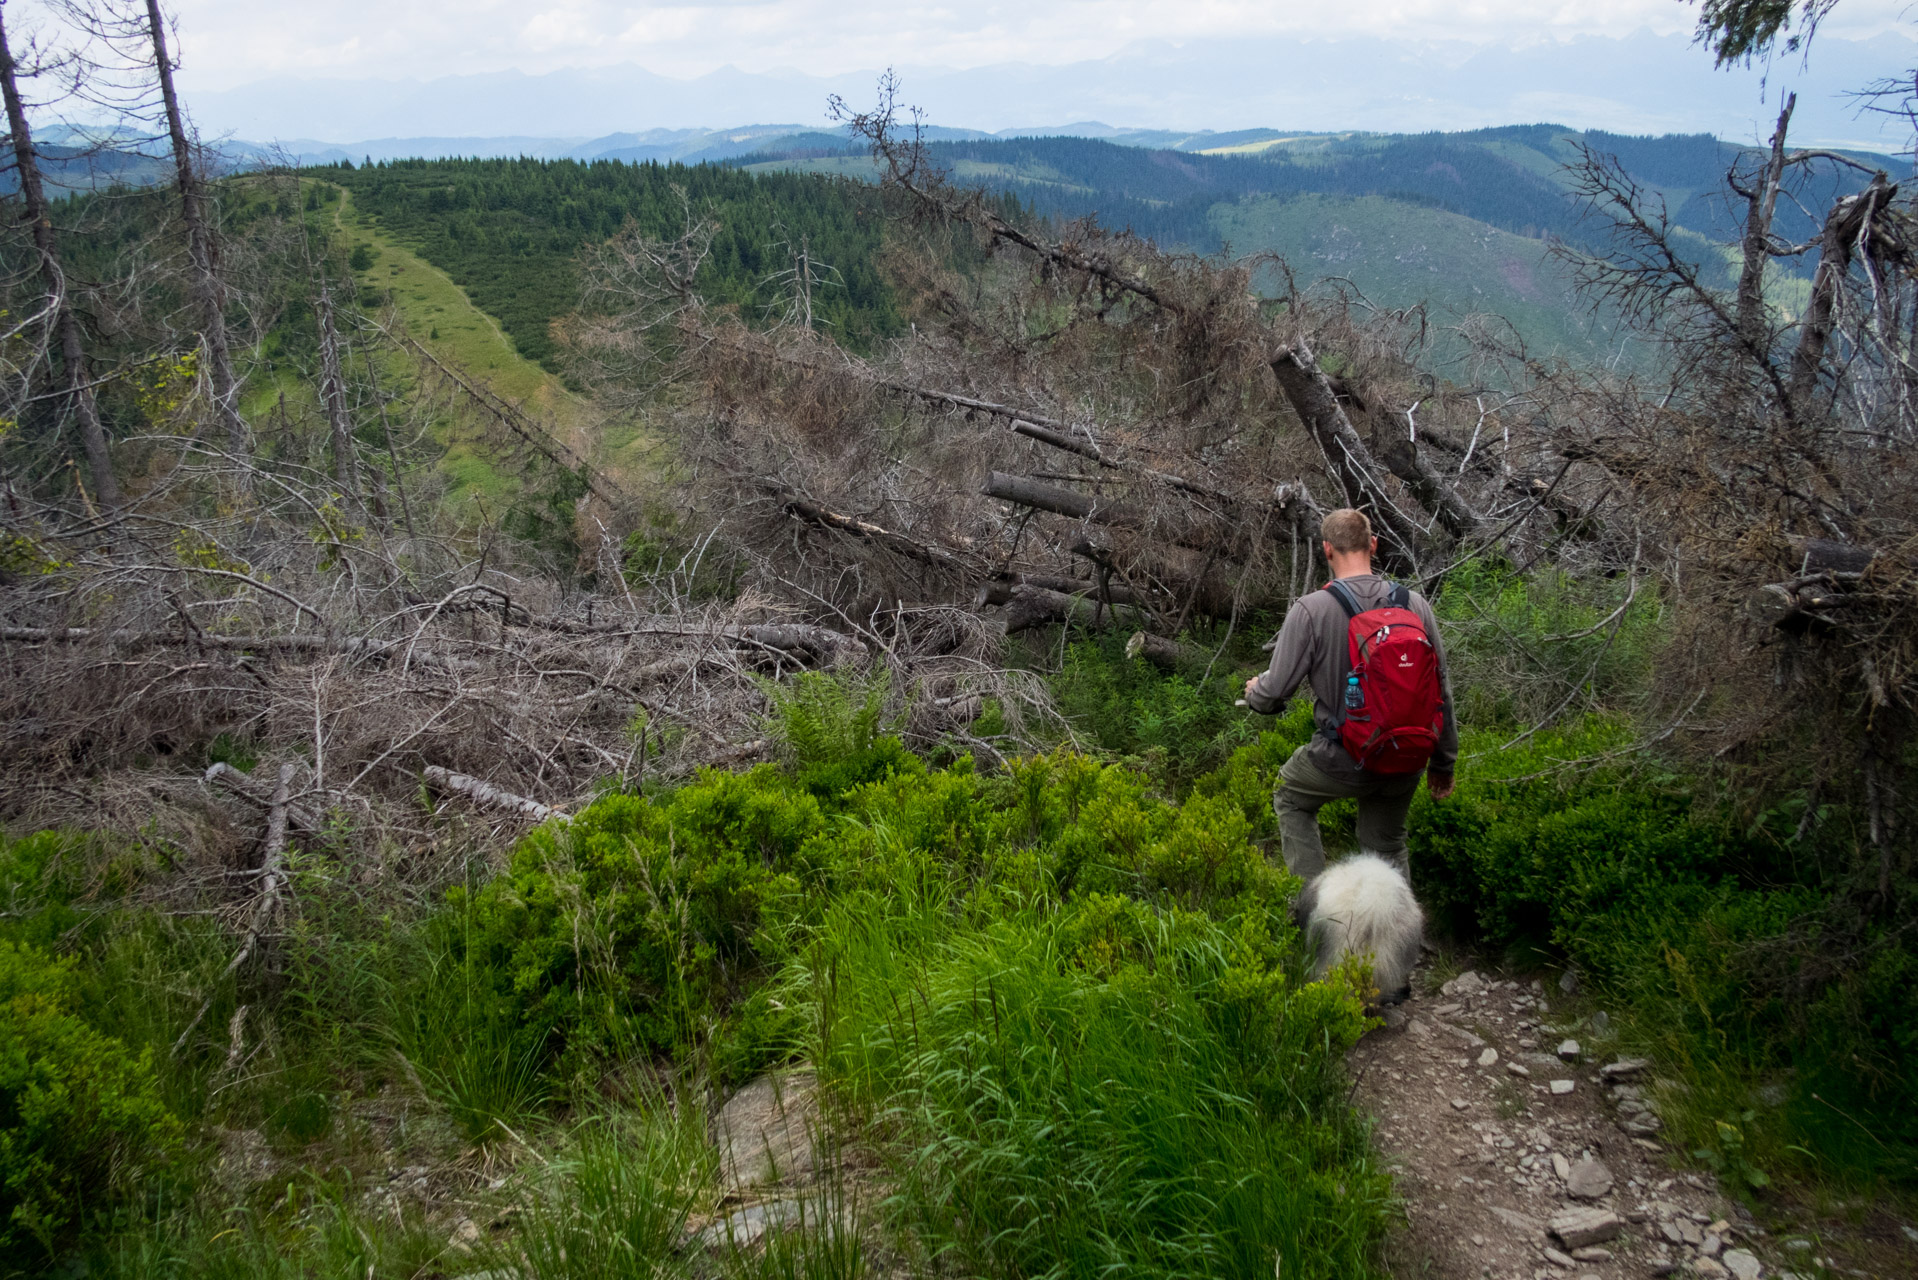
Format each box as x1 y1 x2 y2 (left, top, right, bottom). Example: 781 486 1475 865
1343 672 1364 710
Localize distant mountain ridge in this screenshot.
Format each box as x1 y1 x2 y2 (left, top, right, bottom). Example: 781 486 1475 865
185 29 1918 152
317 123 1893 369
223 122 1320 169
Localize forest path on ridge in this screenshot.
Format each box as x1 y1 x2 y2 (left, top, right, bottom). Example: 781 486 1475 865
1361 964 1782 1280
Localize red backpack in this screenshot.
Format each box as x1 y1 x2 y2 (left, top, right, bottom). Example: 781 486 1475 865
1324 579 1444 774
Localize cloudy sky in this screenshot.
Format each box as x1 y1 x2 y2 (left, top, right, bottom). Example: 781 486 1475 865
163 0 1910 90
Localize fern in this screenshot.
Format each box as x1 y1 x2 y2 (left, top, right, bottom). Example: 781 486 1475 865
760 670 890 769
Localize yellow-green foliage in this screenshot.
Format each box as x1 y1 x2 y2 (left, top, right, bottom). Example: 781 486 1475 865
127 352 200 429
0 941 181 1262
0 533 66 577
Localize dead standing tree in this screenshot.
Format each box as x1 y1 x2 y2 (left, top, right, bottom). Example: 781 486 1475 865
0 5 119 509
51 0 245 456
141 0 244 456
1551 103 1917 918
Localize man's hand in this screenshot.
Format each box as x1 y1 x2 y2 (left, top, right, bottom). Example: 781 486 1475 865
1243 676 1262 703
1426 772 1455 801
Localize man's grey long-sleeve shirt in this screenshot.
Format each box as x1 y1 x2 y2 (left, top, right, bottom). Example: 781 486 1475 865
1243 573 1459 780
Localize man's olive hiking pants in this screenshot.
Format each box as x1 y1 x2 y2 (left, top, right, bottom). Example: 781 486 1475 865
1274 745 1420 880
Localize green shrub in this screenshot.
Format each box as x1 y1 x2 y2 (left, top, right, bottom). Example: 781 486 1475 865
431 766 836 1088
1049 632 1267 792
1408 721 1918 1185
0 940 181 1261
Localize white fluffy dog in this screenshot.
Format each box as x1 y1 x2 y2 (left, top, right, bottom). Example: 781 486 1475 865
1293 853 1425 1005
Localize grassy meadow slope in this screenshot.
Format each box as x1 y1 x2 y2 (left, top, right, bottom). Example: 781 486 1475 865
321 182 654 503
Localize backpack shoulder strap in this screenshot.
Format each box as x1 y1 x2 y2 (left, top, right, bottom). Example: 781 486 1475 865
1388 582 1411 610
1325 579 1365 619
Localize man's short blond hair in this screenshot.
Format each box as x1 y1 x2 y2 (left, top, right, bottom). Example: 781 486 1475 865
1320 508 1373 554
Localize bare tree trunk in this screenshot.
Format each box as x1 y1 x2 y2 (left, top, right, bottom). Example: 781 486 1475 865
1376 434 1482 542
983 470 1141 527
1735 93 1794 353
366 357 417 541
422 765 557 821
315 283 362 511
144 0 245 455
172 762 294 1057
0 11 120 508
1789 175 1895 415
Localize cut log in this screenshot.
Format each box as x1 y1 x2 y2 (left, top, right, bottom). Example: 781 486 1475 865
983 471 1141 527
1746 578 1863 629
736 623 867 666
984 471 1238 553
1001 585 1133 634
1125 631 1207 671
1009 418 1101 460
975 573 1144 609
422 765 558 821
1789 536 1875 577
1007 418 1248 509
712 738 772 765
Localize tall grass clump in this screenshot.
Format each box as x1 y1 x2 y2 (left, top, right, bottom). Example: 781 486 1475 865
812 892 1387 1280
501 1106 711 1280
88 1175 451 1280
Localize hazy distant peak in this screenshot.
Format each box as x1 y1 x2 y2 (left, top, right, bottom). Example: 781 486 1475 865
189 30 1918 153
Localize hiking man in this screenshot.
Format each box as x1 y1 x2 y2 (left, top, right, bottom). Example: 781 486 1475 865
1241 508 1457 879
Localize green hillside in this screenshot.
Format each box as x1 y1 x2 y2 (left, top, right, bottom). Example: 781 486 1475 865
331 157 902 371
303 125 1898 379
1212 193 1624 361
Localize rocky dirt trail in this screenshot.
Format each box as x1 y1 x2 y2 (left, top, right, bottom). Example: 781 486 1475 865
1359 963 1904 1280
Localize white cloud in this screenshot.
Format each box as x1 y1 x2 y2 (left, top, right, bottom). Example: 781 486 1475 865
156 0 1913 91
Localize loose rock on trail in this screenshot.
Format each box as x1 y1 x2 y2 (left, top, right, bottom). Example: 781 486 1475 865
1355 964 1794 1280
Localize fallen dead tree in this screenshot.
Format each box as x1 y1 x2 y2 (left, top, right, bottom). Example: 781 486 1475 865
573 92 1610 644
423 765 558 822
172 762 296 1058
